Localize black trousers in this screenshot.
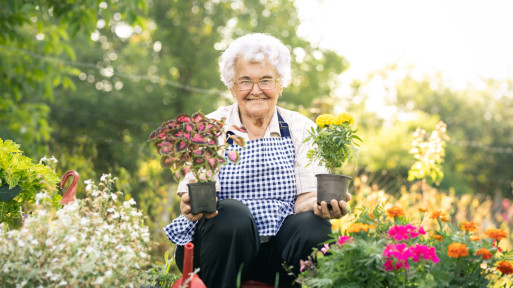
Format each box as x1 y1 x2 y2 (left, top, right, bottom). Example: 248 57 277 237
175 199 332 288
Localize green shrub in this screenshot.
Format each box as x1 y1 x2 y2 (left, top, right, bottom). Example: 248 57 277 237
0 138 61 227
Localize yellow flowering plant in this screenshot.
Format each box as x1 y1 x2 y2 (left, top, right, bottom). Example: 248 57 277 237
305 113 362 173
294 203 513 287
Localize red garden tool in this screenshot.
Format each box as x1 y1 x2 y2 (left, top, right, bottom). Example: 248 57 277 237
171 242 206 288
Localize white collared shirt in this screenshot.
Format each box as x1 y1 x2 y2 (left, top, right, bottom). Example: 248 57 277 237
176 103 328 195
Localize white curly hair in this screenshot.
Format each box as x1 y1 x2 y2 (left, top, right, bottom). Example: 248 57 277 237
219 33 291 89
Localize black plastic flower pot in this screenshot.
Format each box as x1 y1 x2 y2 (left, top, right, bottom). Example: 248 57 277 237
187 181 217 214
316 174 352 208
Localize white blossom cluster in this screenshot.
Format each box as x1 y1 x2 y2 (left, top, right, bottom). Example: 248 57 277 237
0 174 152 287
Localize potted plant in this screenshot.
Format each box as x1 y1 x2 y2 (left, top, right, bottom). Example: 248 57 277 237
304 112 362 207
148 112 245 214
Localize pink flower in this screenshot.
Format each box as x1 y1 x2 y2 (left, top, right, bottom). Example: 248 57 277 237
408 244 440 263
383 243 412 270
321 243 330 254
338 235 352 245
388 224 425 241
300 259 310 272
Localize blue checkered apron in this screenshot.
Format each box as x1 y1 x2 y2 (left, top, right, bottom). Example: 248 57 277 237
164 113 296 245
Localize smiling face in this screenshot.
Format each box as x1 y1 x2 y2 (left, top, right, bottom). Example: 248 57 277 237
231 58 282 124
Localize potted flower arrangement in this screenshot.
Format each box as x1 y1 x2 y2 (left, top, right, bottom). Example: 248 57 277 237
295 203 513 287
148 112 245 214
304 112 362 206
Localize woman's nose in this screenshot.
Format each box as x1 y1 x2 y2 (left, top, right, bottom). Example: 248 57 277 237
250 82 262 94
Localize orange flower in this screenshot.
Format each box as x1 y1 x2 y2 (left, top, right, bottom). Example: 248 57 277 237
431 234 443 241
386 207 405 218
440 215 450 222
485 229 508 241
460 221 477 232
447 242 469 258
497 261 513 275
430 211 442 220
418 208 428 213
470 236 480 241
346 223 371 233
476 248 493 260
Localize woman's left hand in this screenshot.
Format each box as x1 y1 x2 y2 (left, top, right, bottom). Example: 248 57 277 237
313 193 351 219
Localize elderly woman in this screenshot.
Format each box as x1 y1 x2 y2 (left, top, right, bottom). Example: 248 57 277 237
165 33 351 288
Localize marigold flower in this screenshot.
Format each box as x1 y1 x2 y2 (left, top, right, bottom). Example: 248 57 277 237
447 242 469 258
470 236 480 241
440 215 450 222
460 221 477 232
476 248 493 260
431 234 443 241
346 223 371 233
334 112 354 125
386 207 405 218
485 229 508 241
497 261 513 275
418 208 428 213
430 211 442 220
315 114 335 128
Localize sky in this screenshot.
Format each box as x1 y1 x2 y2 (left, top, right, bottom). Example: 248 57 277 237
295 0 513 90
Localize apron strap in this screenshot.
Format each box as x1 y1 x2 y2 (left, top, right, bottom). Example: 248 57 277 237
226 112 290 144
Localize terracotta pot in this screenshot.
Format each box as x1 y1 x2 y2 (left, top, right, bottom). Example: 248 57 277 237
187 181 217 214
316 174 352 208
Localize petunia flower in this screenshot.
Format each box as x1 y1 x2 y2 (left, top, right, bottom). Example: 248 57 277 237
321 243 330 254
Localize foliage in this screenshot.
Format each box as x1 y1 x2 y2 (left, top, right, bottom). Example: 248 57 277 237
0 0 147 154
0 174 152 287
408 121 449 186
142 249 180 288
296 203 513 287
305 112 362 173
148 112 245 183
0 138 61 227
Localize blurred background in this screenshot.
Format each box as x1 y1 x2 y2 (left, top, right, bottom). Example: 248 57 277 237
1 0 512 260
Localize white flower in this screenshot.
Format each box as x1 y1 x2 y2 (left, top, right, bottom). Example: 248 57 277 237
94 276 104 285
105 270 113 277
84 179 93 192
58 280 67 286
111 194 118 201
100 173 111 182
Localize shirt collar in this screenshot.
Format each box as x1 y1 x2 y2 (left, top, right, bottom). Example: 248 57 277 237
229 104 281 138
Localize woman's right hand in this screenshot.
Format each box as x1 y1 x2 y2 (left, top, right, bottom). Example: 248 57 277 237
180 192 218 222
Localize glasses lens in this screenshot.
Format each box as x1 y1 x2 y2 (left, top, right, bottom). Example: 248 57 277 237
258 79 275 89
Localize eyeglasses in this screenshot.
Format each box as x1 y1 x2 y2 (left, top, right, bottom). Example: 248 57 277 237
234 78 280 91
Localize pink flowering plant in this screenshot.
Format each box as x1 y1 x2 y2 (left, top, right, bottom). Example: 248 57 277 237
295 203 513 287
148 112 245 182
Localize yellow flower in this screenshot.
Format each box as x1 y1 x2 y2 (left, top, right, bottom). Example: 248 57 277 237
346 223 371 233
418 208 428 213
447 242 469 258
460 221 477 232
334 112 354 125
440 215 450 222
386 207 405 218
485 229 508 241
316 114 335 128
470 235 480 241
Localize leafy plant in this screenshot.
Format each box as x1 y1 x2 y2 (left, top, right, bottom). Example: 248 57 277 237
305 113 362 173
408 121 449 186
0 138 61 227
148 112 245 182
296 204 513 287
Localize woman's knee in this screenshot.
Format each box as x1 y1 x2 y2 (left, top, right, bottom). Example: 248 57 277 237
202 199 256 236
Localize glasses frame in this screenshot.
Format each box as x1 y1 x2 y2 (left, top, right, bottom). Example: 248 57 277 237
234 78 281 91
